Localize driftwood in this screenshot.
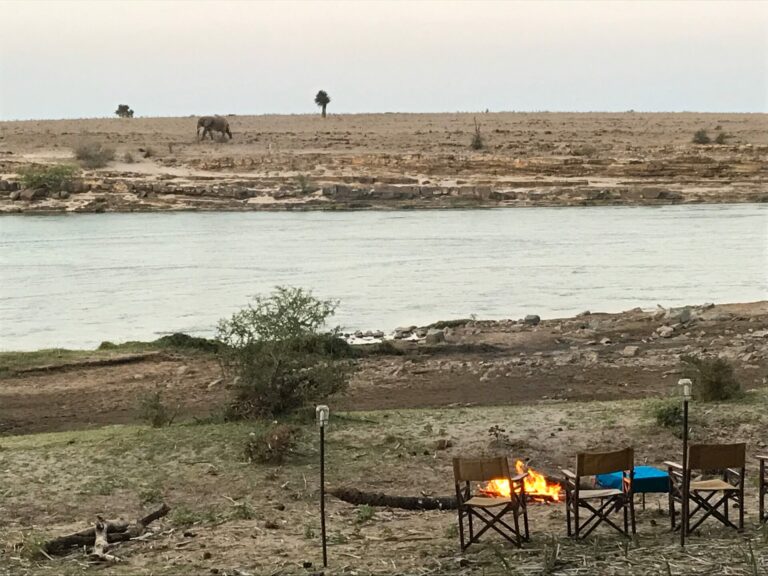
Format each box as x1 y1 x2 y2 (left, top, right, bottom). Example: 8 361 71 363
330 487 457 510
89 516 120 563
43 503 170 556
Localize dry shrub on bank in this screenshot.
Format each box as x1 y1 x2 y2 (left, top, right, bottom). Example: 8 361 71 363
74 141 115 168
681 355 741 401
244 423 299 464
18 164 78 190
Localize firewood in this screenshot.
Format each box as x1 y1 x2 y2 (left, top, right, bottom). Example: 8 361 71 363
42 503 170 556
89 516 120 562
329 487 457 510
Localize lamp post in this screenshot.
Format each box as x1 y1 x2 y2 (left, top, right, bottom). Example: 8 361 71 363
679 378 692 547
316 405 330 567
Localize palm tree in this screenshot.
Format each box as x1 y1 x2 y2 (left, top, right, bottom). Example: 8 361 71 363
314 90 331 118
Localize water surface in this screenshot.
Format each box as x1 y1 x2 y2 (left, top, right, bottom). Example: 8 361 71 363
1 205 766 350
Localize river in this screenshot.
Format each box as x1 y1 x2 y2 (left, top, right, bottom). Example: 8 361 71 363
1 204 766 351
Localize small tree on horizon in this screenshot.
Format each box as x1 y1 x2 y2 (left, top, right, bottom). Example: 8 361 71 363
115 104 134 118
314 90 331 118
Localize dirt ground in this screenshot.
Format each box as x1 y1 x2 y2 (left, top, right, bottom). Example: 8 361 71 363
0 301 765 436
0 302 767 574
1 112 766 212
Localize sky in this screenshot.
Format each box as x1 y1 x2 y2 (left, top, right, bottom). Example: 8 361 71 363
0 0 766 120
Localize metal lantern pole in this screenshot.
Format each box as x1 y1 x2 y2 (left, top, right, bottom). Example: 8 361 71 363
679 379 692 547
316 405 330 568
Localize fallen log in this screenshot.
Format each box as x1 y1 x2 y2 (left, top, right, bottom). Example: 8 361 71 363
330 487 457 510
89 516 120 563
43 503 170 555
12 352 163 375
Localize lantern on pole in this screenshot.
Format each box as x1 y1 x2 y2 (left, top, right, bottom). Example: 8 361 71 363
316 405 330 567
678 378 692 547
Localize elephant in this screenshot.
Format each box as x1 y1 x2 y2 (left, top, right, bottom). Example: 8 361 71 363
197 115 233 141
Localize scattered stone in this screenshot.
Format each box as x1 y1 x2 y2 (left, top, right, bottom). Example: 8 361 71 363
657 326 675 338
524 314 541 326
20 188 47 201
371 330 384 339
176 365 189 376
577 310 591 317
9 190 21 200
203 551 212 560
425 329 445 345
415 328 427 338
600 337 612 345
621 346 640 357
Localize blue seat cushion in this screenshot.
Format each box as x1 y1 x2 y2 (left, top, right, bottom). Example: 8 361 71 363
596 465 669 494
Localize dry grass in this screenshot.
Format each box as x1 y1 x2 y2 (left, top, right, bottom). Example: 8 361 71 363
0 393 766 575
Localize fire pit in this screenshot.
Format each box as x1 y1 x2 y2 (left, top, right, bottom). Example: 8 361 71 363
479 459 562 502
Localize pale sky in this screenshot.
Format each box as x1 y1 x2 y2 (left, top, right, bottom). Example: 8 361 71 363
1 0 766 120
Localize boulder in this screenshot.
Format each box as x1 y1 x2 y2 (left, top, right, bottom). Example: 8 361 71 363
9 190 21 201
600 337 612 345
657 326 675 338
621 346 640 357
524 314 541 326
425 329 445 345
20 188 47 201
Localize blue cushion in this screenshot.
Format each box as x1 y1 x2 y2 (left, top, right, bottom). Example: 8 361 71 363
596 465 669 493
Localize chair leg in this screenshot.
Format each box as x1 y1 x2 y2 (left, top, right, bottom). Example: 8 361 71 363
623 500 628 534
739 489 744 531
669 488 676 530
630 493 637 535
468 510 474 542
574 499 580 538
457 508 466 551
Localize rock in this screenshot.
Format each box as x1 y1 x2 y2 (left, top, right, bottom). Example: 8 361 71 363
57 190 70 199
701 302 715 310
176 365 189 376
415 328 427 338
600 337 612 345
577 310 591 317
657 326 675 338
371 330 384 339
621 346 640 357
9 190 21 200
20 188 47 201
524 314 541 326
425 329 445 345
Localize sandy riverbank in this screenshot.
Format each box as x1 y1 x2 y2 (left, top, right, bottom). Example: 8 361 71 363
1 112 766 213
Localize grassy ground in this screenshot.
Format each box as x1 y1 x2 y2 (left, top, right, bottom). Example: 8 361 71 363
1 392 767 575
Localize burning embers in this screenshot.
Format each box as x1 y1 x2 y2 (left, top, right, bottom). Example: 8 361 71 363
479 460 562 502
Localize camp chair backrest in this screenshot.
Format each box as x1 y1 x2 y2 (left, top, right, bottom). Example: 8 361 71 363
688 443 746 470
577 447 634 477
453 457 511 483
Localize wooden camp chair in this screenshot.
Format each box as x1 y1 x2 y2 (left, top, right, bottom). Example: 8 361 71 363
452 456 529 550
758 454 767 524
562 447 636 538
665 443 746 535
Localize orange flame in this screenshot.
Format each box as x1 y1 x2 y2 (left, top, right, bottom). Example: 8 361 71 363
479 460 561 502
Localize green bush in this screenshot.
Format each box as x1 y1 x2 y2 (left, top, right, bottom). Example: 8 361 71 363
681 355 741 401
74 141 116 168
18 164 78 191
217 286 352 418
244 423 299 464
652 400 683 428
692 129 711 145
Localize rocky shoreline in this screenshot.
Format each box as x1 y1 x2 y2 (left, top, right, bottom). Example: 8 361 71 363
1 112 766 213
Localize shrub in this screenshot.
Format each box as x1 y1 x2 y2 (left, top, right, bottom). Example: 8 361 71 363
652 400 683 428
714 132 728 145
74 141 116 168
217 286 353 418
692 130 711 145
681 355 741 401
123 152 135 163
244 423 299 464
18 164 78 191
138 390 178 427
470 117 484 150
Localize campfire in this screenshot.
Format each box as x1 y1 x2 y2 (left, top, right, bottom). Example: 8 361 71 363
479 459 562 502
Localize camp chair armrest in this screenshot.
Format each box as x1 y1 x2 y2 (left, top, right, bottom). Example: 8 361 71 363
664 461 683 471
510 472 528 483
725 468 742 484
562 469 577 485
756 454 768 461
